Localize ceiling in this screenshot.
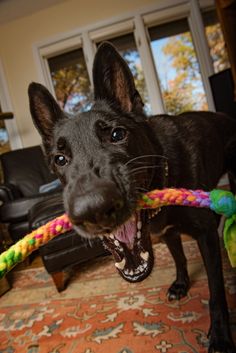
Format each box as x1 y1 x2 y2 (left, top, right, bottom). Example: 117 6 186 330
0 0 67 25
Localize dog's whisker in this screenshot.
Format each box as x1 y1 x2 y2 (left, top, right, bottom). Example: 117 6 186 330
129 165 165 174
134 186 149 192
129 160 167 167
125 154 167 167
125 154 168 166
130 171 155 179
133 184 150 191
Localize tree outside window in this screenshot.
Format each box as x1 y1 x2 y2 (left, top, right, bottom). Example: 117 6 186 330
47 9 229 117
149 18 208 115
203 9 230 73
149 11 229 115
48 48 92 115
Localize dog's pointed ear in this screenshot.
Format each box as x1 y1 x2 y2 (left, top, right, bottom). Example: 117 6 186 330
93 42 144 114
28 82 65 148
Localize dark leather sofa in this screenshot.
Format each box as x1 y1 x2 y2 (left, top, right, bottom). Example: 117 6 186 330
0 145 108 291
0 145 61 241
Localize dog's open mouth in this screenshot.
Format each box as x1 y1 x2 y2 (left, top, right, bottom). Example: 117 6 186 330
102 210 154 282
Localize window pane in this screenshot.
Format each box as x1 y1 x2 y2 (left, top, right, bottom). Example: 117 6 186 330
0 105 10 154
202 10 230 73
98 33 151 114
48 48 92 115
149 18 208 115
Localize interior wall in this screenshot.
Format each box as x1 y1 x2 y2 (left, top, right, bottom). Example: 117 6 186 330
0 0 157 148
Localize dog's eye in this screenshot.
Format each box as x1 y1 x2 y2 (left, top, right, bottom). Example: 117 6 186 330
111 128 127 143
54 154 68 166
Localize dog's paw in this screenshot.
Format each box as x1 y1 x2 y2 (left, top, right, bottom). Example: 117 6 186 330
167 278 189 301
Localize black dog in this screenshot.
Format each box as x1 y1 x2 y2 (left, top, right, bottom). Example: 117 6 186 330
28 42 236 352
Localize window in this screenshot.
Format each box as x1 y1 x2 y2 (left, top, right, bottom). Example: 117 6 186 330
38 1 223 117
0 105 10 154
149 18 208 115
202 9 230 73
48 48 92 115
97 33 151 114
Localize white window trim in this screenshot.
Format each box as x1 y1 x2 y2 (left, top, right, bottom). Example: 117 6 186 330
0 59 22 150
39 35 83 58
33 0 216 115
143 2 190 26
188 0 215 110
89 19 134 41
36 34 83 97
81 31 96 85
134 15 165 114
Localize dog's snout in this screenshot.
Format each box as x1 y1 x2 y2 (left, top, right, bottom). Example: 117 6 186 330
68 183 124 233
96 198 123 224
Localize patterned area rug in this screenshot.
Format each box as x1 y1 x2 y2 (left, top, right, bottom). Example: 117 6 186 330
0 240 235 353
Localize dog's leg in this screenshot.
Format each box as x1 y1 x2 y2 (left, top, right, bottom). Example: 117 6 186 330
197 229 235 353
228 171 236 194
226 139 236 194
163 227 190 300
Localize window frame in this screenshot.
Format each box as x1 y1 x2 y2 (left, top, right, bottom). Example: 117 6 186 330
33 0 217 115
0 59 22 150
90 20 159 114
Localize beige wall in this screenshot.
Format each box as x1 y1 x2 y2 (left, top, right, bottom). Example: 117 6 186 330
0 0 157 148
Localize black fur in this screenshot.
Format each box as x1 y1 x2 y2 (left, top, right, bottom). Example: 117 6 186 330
28 42 236 352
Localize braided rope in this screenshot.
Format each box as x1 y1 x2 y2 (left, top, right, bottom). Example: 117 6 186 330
0 188 236 279
139 188 211 209
0 214 71 279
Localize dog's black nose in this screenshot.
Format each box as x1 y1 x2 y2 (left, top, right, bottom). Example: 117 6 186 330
68 182 124 233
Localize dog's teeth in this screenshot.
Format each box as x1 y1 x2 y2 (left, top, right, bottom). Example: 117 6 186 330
114 240 120 247
124 269 129 275
137 231 141 239
140 251 149 262
115 258 126 270
129 270 134 276
110 234 115 239
139 265 144 271
137 221 142 230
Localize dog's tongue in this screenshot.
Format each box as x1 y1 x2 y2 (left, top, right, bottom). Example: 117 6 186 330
113 216 137 248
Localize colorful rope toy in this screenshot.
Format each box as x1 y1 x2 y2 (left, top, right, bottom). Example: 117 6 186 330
0 188 236 279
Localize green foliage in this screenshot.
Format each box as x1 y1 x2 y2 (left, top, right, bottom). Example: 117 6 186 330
163 33 199 81
51 57 91 114
161 32 206 114
205 23 230 73
161 23 228 115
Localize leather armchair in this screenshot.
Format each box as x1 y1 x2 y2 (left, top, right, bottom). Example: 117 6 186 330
0 145 108 292
0 145 61 241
